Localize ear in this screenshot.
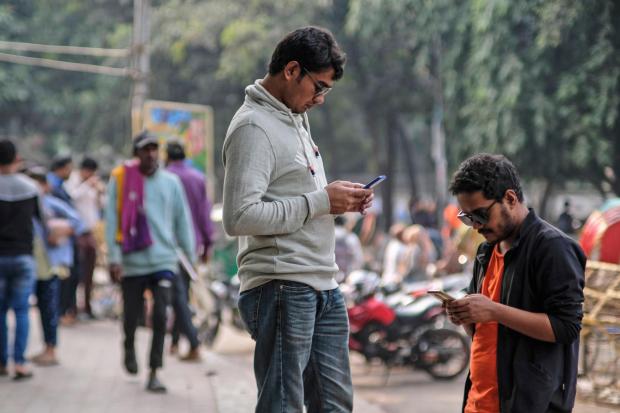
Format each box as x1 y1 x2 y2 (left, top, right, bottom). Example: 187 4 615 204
504 189 519 207
283 61 301 81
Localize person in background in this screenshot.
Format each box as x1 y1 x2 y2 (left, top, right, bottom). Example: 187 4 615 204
48 156 73 205
28 167 86 366
105 131 195 393
66 157 105 319
556 199 577 235
334 215 364 283
165 139 214 361
381 223 409 286
446 153 585 412
0 140 43 380
48 155 81 325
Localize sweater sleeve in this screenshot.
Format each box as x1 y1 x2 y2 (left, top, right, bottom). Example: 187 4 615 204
222 124 329 237
536 237 586 344
172 176 196 264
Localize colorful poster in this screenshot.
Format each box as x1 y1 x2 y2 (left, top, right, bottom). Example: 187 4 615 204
142 100 214 197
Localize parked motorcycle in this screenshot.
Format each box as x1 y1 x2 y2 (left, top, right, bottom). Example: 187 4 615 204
344 270 470 380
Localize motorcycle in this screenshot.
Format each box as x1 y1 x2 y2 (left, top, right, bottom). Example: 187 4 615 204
344 270 470 381
193 269 246 347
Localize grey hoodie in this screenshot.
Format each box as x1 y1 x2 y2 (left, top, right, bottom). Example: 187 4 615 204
222 81 338 292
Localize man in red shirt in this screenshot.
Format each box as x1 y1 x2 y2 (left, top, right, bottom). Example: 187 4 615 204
446 154 585 412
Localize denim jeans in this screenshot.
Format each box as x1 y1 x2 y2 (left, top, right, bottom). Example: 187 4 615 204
36 276 60 346
238 280 353 413
0 255 36 366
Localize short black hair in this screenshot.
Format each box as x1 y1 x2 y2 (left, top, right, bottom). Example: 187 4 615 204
0 140 16 166
268 26 346 80
166 141 186 161
50 155 72 171
449 153 524 202
80 157 98 171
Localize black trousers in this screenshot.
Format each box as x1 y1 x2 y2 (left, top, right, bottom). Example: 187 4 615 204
121 274 172 370
171 265 200 349
59 244 80 316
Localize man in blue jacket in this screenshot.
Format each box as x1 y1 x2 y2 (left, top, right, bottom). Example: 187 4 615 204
446 153 585 412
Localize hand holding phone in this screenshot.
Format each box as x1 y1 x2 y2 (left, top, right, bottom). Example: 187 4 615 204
364 175 387 189
427 289 456 303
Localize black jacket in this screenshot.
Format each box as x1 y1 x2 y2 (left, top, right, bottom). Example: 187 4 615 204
462 210 586 413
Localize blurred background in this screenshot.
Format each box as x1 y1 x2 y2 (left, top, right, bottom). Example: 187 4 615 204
0 1 619 412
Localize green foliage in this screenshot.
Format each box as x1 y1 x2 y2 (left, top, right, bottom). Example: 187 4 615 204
0 0 617 204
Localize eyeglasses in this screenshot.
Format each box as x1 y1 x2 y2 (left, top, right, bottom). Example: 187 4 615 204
302 67 332 97
457 200 498 227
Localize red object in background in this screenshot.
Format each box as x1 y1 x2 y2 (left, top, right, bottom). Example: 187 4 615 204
579 198 620 263
348 296 396 335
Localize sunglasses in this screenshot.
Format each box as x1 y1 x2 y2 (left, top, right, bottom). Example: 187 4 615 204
302 67 332 97
457 200 498 227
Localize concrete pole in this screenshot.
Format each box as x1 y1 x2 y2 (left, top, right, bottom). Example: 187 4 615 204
131 0 150 137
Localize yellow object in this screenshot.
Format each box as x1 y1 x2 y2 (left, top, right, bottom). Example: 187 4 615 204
110 164 126 243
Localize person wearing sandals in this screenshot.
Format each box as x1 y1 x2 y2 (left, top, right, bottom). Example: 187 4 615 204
28 167 86 367
0 140 44 380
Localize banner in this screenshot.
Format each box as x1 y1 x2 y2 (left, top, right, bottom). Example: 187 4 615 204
142 100 215 198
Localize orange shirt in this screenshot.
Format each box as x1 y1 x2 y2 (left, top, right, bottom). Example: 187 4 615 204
465 245 505 413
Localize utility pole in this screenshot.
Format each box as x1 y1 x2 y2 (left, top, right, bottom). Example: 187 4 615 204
131 0 151 136
431 34 447 227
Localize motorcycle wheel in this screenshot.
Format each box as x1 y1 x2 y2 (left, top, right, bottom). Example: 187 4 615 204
358 322 389 361
418 327 470 380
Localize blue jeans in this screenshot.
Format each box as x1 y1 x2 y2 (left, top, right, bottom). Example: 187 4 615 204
0 255 36 365
36 276 60 347
238 280 353 413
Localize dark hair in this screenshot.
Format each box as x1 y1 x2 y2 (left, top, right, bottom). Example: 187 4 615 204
0 140 16 166
80 157 98 171
449 153 524 202
50 155 72 171
27 166 48 183
268 26 346 80
166 142 185 161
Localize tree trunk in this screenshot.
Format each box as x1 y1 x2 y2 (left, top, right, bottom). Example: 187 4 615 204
381 116 397 232
396 118 418 198
538 179 554 220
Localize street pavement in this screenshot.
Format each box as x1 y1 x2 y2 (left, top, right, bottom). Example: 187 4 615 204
0 310 617 413
0 311 383 413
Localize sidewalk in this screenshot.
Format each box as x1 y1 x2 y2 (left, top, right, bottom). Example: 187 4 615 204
1 311 615 412
0 311 384 413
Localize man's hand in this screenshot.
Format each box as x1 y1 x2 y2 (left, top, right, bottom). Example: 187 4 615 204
446 294 498 325
109 263 123 284
325 181 372 215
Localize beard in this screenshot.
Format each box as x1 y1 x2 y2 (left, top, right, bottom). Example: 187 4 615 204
480 204 519 243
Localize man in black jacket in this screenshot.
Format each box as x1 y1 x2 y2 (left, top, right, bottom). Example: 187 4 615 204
446 153 585 413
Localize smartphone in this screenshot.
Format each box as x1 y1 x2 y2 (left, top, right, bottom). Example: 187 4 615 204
427 289 456 303
364 175 387 189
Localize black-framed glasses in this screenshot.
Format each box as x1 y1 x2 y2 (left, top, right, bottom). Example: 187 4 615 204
457 200 498 227
302 67 332 97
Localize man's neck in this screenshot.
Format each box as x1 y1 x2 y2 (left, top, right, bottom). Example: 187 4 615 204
0 164 16 175
260 75 285 104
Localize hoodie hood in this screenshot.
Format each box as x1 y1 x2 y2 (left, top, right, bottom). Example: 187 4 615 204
245 80 326 189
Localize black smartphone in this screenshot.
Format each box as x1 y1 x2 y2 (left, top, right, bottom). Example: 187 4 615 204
364 175 387 189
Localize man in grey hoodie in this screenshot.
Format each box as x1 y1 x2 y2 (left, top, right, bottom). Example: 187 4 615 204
223 26 373 412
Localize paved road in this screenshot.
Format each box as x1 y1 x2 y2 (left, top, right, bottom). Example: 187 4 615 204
1 310 617 412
